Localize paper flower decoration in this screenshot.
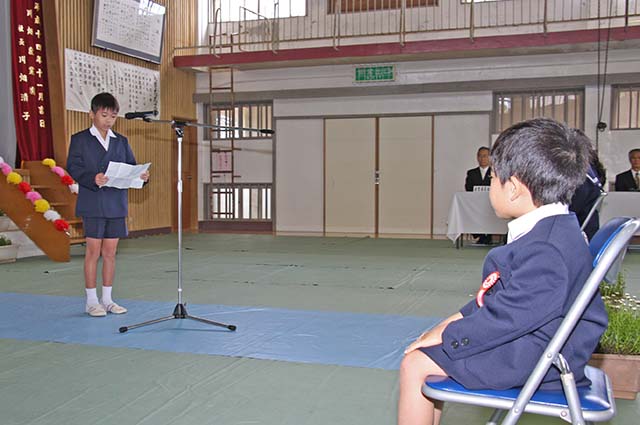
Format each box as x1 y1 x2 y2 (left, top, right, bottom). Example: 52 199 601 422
1 163 12 175
3 162 71 233
18 182 32 193
44 210 62 221
26 191 42 203
51 166 65 177
54 219 69 231
42 158 56 167
7 172 22 185
34 199 50 213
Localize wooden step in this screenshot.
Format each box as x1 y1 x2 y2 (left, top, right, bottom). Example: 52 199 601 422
70 237 85 245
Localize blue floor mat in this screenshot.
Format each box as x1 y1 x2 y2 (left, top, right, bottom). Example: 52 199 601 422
0 292 440 370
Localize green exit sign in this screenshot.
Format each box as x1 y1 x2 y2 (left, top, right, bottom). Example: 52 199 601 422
354 65 395 83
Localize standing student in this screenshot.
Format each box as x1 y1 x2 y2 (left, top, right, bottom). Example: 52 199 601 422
398 118 607 425
67 92 149 317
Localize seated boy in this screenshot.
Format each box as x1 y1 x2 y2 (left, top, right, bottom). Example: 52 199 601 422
397 118 608 425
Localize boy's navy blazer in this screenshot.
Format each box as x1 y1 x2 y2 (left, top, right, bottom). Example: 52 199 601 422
67 129 136 218
423 214 608 390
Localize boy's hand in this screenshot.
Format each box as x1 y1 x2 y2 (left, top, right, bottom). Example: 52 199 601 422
404 312 463 354
140 171 150 182
404 329 442 354
95 173 108 186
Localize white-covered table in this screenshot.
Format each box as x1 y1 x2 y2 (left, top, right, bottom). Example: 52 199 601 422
600 192 640 235
446 192 508 246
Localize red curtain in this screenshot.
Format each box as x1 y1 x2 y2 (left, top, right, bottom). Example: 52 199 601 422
10 0 54 161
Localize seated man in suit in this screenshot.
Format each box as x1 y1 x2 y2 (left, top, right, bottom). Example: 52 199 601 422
614 148 640 191
465 147 492 244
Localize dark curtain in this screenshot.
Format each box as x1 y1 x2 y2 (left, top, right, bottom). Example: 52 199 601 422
10 0 54 161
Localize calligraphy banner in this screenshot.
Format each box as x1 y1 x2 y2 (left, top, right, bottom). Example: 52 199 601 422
10 0 54 161
65 49 160 117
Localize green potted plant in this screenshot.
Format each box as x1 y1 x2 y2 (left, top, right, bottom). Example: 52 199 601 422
0 233 18 264
588 272 640 400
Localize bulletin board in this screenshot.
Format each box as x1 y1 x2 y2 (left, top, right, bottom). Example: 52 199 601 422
91 0 166 64
65 49 160 116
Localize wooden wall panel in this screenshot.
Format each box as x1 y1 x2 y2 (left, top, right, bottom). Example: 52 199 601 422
52 0 197 231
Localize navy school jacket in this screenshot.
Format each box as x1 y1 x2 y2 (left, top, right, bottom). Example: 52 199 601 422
66 129 136 218
423 214 608 390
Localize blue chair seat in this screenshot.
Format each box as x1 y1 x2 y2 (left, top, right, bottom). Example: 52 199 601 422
424 366 611 412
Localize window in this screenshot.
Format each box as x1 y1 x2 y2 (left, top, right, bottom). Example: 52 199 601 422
217 0 306 22
495 89 584 133
611 85 640 129
328 0 437 13
207 103 273 140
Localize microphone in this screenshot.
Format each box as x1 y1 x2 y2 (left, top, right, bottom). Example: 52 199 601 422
125 110 158 120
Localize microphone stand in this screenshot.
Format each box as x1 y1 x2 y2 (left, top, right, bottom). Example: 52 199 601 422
119 116 273 334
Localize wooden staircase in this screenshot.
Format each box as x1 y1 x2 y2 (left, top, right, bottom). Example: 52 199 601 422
23 161 85 245
0 161 84 262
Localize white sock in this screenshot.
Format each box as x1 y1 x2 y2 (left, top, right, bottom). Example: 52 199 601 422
102 286 113 305
86 288 99 306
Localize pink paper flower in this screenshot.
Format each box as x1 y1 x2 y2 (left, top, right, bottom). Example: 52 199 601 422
0 163 12 175
26 191 42 203
51 166 65 177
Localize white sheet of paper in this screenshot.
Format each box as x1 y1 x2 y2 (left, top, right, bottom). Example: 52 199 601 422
104 161 150 189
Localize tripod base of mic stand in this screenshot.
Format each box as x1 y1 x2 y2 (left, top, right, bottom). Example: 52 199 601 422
118 303 237 333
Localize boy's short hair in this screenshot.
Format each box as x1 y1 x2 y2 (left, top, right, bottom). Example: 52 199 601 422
90 92 119 113
477 146 490 155
629 148 640 159
490 118 589 206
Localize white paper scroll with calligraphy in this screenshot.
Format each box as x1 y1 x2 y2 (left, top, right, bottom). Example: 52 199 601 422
65 49 160 117
92 0 165 64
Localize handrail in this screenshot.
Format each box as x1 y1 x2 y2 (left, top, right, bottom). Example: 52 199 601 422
332 0 341 50
212 6 221 58
272 0 280 53
239 6 271 52
399 0 406 46
470 0 475 42
190 0 640 58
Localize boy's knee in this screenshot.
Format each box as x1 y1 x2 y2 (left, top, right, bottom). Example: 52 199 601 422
100 249 116 261
400 350 426 375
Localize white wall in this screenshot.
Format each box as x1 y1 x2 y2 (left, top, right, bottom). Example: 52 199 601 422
271 92 492 236
275 119 324 234
194 39 640 234
433 114 491 235
274 92 492 117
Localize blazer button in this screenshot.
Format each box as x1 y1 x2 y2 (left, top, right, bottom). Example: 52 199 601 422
461 337 470 346
450 340 459 349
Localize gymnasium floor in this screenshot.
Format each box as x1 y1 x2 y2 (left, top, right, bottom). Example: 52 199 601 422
1 233 638 425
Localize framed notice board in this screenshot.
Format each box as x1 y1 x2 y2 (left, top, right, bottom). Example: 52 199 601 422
92 0 166 64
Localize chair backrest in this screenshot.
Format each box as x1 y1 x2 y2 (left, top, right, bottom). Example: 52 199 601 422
589 217 632 283
503 217 640 424
580 191 607 232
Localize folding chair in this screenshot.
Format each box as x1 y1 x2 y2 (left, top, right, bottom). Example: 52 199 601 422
423 217 640 425
580 191 607 232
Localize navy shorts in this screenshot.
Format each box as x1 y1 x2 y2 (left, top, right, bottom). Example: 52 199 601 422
82 217 128 239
